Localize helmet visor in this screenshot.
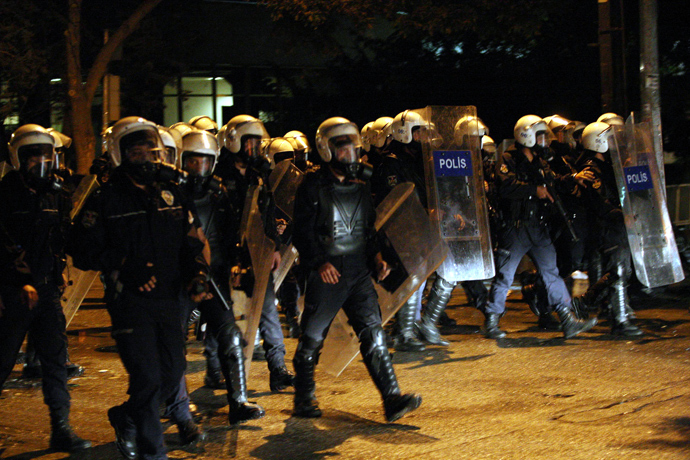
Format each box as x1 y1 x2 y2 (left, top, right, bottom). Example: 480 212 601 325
329 135 359 164
182 153 214 177
121 130 162 165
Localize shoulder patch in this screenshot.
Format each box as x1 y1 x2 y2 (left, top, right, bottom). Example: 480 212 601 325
161 190 175 206
592 179 602 190
387 175 398 187
499 163 509 174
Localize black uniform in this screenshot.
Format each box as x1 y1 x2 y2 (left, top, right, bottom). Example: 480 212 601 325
216 161 290 386
370 143 429 350
69 169 209 460
291 165 420 421
0 169 90 451
577 152 642 335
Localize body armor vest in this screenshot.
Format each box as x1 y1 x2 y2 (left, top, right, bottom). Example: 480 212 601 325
316 181 371 256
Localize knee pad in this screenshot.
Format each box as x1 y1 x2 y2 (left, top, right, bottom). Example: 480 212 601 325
294 336 323 364
359 325 386 356
217 322 244 349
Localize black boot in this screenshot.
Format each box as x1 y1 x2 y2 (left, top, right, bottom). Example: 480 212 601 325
177 419 206 445
107 405 136 460
203 335 225 389
293 337 323 418
482 313 506 339
610 277 643 337
204 364 225 389
269 366 294 392
216 323 266 425
416 276 454 346
394 292 426 351
50 410 92 452
361 326 421 423
556 304 597 339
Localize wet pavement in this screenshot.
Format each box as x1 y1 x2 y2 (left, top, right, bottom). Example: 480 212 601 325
1 280 690 459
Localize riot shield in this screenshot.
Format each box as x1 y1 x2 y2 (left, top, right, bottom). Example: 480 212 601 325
417 106 495 282
233 185 276 374
609 115 684 288
61 256 99 327
268 159 305 291
62 175 101 326
70 174 100 220
320 183 448 376
0 161 13 180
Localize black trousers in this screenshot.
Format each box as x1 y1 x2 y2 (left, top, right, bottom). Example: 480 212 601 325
0 283 70 416
108 291 186 460
300 255 381 344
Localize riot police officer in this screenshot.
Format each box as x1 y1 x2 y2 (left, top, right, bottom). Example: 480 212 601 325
484 115 597 339
292 117 421 422
178 128 267 422
69 116 211 460
218 115 294 392
371 110 428 351
577 122 643 336
0 124 91 452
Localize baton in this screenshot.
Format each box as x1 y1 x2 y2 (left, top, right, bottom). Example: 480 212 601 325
209 277 232 311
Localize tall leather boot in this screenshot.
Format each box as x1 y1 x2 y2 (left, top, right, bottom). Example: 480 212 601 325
216 323 265 425
394 290 426 351
416 276 455 346
293 337 323 418
49 409 92 452
555 304 598 339
482 313 506 339
610 273 643 337
361 326 421 422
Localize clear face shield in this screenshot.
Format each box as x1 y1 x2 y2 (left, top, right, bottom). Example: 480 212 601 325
535 131 550 149
242 136 264 161
182 153 214 178
19 144 54 180
329 135 360 165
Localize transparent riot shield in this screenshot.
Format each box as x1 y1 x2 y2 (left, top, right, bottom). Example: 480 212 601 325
609 115 684 288
70 174 100 220
269 159 305 291
62 175 101 326
233 185 276 373
61 256 99 327
0 161 13 180
416 106 495 282
320 183 448 376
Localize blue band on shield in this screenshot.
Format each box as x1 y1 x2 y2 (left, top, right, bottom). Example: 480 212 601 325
624 165 653 192
433 150 472 177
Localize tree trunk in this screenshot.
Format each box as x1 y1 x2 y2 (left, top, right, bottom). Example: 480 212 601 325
66 0 164 174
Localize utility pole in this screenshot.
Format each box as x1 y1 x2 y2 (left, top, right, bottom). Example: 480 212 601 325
639 0 664 188
598 0 628 115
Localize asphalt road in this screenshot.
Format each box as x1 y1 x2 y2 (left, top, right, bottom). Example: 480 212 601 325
1 280 689 460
